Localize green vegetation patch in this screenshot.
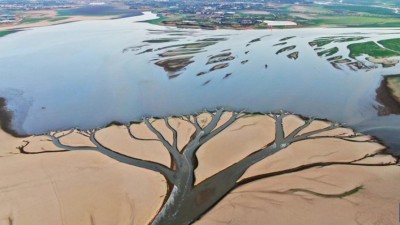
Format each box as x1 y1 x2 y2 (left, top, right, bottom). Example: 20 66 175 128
147 15 169 25
317 47 339 57
20 17 50 24
48 17 69 22
378 38 400 52
310 36 366 48
143 38 179 43
0 30 18 38
323 5 396 16
335 37 366 43
348 41 400 58
307 16 400 28
309 39 333 47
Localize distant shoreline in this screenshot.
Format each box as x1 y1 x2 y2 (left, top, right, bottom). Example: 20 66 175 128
0 10 144 32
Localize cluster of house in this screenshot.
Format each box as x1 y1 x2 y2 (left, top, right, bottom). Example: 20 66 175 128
0 14 16 23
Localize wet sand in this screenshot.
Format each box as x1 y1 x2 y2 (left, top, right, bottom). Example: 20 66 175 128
375 75 400 115
0 127 166 225
0 97 25 137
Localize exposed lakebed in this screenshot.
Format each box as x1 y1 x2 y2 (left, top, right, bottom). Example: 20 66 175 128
0 12 400 154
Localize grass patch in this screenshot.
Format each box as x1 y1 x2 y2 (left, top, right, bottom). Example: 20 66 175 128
317 47 339 57
309 39 333 47
48 17 69 22
348 41 400 58
20 17 50 24
146 14 168 25
378 38 400 52
308 15 400 27
323 5 397 16
288 185 363 198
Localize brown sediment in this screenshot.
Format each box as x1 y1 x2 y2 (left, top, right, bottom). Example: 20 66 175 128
209 52 231 60
317 47 338 57
155 42 217 52
155 56 194 75
327 55 343 61
206 53 235 65
223 73 233 79
137 48 153 55
198 38 227 42
197 71 207 76
143 38 179 43
276 45 296 55
279 36 296 41
0 97 26 137
328 56 351 70
249 38 261 44
330 62 342 70
158 50 203 58
375 74 400 116
207 56 235 65
287 51 299 60
209 63 229 72
346 61 371 71
336 58 351 63
246 35 270 47
202 80 211 86
122 45 148 53
273 42 287 46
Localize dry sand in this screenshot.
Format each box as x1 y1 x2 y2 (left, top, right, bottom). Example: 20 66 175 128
0 112 399 225
367 57 399 68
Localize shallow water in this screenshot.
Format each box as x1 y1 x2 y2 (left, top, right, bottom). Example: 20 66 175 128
0 12 399 154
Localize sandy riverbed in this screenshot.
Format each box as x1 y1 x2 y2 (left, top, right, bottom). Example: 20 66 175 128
0 112 399 225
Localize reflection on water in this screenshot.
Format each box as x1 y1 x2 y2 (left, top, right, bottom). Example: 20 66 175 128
0 12 399 155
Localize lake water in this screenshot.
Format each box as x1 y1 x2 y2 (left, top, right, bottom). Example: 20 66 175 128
0 12 400 155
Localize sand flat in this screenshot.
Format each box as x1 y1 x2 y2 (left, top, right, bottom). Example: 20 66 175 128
0 112 398 225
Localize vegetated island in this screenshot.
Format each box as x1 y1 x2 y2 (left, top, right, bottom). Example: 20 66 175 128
0 109 399 225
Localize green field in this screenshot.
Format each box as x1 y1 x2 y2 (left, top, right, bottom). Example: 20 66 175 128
323 5 397 16
378 38 400 52
348 41 400 58
318 47 339 57
310 39 333 47
20 17 51 24
308 16 400 27
48 17 69 22
147 15 169 25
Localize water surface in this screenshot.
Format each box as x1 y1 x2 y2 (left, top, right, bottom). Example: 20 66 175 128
0 12 399 154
